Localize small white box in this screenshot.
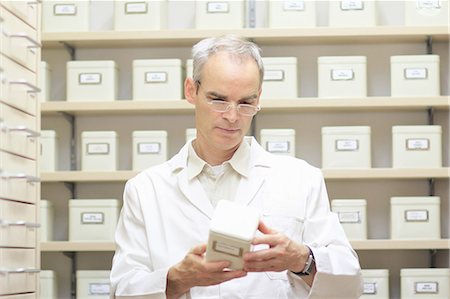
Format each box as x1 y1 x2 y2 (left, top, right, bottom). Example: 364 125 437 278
205 200 260 270
81 131 118 171
195 0 245 29
69 199 119 241
132 130 168 171
331 199 367 240
40 270 58 299
114 0 167 31
67 60 119 101
392 125 442 168
186 128 196 142
390 55 440 97
39 61 51 102
261 57 298 99
322 126 371 168
318 56 367 98
401 268 450 299
268 0 317 28
404 0 449 26
40 200 54 242
361 269 389 299
260 129 296 157
133 59 183 100
76 270 111 299
328 0 377 27
42 1 90 32
40 130 58 172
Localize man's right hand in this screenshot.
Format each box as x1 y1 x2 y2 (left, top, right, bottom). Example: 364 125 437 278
166 244 247 299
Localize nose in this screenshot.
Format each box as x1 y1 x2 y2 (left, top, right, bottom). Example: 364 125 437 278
222 104 239 123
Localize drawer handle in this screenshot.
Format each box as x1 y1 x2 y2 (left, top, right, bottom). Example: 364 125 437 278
8 32 41 49
0 219 40 228
0 123 40 138
0 268 40 274
0 172 40 183
9 79 41 93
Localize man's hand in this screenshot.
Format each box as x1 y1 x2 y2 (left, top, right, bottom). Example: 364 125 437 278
166 244 247 299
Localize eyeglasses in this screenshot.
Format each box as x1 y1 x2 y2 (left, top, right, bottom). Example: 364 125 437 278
207 100 261 116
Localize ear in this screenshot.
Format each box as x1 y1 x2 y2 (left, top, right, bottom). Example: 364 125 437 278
184 77 197 105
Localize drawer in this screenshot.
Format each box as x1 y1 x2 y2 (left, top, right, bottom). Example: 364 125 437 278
0 55 38 116
0 6 39 71
0 248 38 296
0 151 38 204
1 1 39 29
0 199 37 248
0 103 38 159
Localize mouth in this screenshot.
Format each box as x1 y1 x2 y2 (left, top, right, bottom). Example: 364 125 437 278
218 127 240 134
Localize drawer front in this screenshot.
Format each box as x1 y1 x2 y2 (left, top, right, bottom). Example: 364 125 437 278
0 151 38 204
0 103 38 159
0 7 38 71
1 2 38 29
0 199 37 248
0 248 38 295
0 56 38 116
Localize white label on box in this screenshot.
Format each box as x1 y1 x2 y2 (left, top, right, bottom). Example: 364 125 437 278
283 0 305 11
406 138 429 150
145 72 167 83
263 70 285 81
213 240 242 257
338 211 361 223
86 143 110 155
363 282 377 294
340 1 364 10
138 142 161 154
414 281 438 294
266 141 290 153
207 2 229 13
416 0 441 9
125 2 148 14
404 68 428 80
405 210 429 222
82 212 104 224
79 73 102 85
54 4 77 15
335 139 359 151
89 283 110 295
331 69 354 81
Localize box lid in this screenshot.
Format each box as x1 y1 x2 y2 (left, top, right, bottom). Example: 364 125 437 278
76 270 111 278
361 269 389 277
391 55 440 63
390 196 440 205
260 129 295 136
322 126 371 135
210 200 260 241
262 57 297 65
331 199 367 207
401 268 450 277
67 60 118 69
69 199 119 207
133 130 168 137
40 199 53 208
133 59 182 67
318 56 367 64
392 125 442 134
40 270 56 278
41 130 57 138
81 131 118 138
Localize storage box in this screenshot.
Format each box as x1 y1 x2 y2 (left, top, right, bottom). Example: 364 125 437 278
261 57 298 99
195 0 245 29
260 129 296 157
76 270 111 299
186 128 196 142
331 199 367 240
69 199 119 241
361 269 389 299
390 55 440 97
318 56 367 98
401 268 450 299
322 126 371 168
39 61 51 102
390 196 440 240
42 0 90 32
268 0 317 28
40 130 58 172
40 200 54 242
205 200 260 270
40 270 58 299
132 130 168 171
114 0 167 31
328 0 377 27
67 60 119 101
392 125 442 168
81 131 118 171
186 59 193 79
404 0 449 26
133 59 183 100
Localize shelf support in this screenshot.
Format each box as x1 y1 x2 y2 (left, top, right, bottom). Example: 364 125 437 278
426 36 433 54
427 178 435 196
62 251 77 299
64 182 77 199
61 42 76 60
427 107 434 125
428 249 437 268
60 112 77 171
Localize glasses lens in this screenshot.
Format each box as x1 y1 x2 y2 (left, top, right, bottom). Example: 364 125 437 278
210 101 229 112
238 104 258 116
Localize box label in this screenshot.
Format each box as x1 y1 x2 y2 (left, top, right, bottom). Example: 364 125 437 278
54 4 77 15
264 70 285 81
405 210 429 222
338 211 361 223
89 283 110 295
331 69 354 81
363 282 377 294
125 2 148 14
138 142 161 154
145 72 167 83
86 143 110 155
414 281 438 293
416 0 441 9
335 139 359 151
283 1 305 11
266 141 290 153
340 1 364 10
213 240 243 257
82 212 104 224
406 138 429 150
79 73 102 85
207 2 229 13
404 68 428 80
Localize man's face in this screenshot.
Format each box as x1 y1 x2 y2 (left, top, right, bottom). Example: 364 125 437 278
186 52 261 154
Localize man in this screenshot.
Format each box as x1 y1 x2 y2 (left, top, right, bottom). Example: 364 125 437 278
110 35 363 299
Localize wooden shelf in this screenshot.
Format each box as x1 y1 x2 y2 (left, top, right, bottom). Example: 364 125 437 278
41 171 138 182
42 26 449 48
41 241 116 252
41 96 449 116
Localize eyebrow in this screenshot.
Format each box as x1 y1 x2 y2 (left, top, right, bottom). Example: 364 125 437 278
205 91 259 103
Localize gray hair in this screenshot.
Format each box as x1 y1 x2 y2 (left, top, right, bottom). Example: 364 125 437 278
191 35 264 86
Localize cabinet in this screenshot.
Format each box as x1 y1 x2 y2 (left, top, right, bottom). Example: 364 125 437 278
0 1 41 299
40 4 449 299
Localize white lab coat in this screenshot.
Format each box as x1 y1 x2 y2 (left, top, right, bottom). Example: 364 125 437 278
111 137 363 299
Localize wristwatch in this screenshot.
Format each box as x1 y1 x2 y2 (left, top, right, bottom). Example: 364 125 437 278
292 247 315 276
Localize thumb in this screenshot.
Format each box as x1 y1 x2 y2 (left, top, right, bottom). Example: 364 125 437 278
257 220 277 235
190 243 207 256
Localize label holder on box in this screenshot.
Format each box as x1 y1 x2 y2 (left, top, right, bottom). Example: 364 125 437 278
89 283 110 295
54 4 77 15
331 69 354 81
207 2 229 13
404 210 429 222
213 240 243 257
125 2 148 14
79 73 102 85
264 69 285 81
81 212 105 224
405 138 430 151
414 281 438 294
363 282 377 295
335 139 359 151
266 141 290 153
145 72 168 83
283 1 305 11
337 211 361 223
86 143 110 155
340 1 364 11
138 142 161 154
404 68 428 80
